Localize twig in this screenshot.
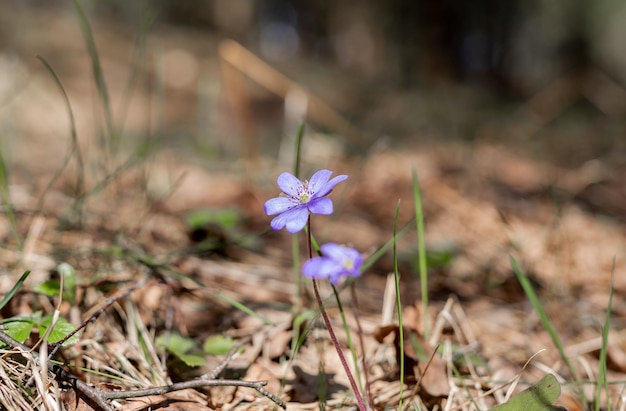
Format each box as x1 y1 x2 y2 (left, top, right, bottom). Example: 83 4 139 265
98 377 285 408
49 275 152 358
201 334 253 380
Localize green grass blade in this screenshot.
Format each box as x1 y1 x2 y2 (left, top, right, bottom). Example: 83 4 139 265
291 122 305 311
293 122 305 179
214 291 273 326
361 217 415 272
35 56 85 221
510 257 577 380
0 149 22 249
291 234 302 311
595 258 614 411
72 0 116 155
290 309 315 356
412 167 429 337
394 199 405 409
117 10 156 134
0 271 30 311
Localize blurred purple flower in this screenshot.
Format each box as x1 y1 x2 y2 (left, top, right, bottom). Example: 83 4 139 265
264 170 347 233
302 243 363 284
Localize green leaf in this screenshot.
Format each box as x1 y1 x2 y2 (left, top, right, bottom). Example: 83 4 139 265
185 208 241 231
291 309 315 356
35 264 77 304
156 333 206 367
35 280 62 297
203 335 235 355
491 374 566 411
1 318 35 344
39 314 79 345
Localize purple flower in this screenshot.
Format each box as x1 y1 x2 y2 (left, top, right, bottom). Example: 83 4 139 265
264 170 348 234
302 243 363 284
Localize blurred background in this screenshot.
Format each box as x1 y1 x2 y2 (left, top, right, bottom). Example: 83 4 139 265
1 0 625 172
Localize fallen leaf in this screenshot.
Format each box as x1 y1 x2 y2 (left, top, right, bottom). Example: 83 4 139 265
374 324 449 397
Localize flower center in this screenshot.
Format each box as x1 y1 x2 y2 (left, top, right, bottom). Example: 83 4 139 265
342 258 354 271
299 192 310 203
298 180 311 203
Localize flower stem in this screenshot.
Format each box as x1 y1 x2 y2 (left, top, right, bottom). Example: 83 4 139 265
307 219 367 411
312 280 366 410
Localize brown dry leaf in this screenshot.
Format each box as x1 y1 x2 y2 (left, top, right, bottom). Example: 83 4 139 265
556 391 584 411
121 389 212 411
414 354 449 398
374 324 449 398
238 307 293 360
607 346 626 373
244 362 284 403
59 389 84 411
264 329 293 359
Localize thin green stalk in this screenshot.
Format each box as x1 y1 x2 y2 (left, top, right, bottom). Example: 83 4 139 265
595 259 614 411
291 123 305 312
0 150 21 250
412 167 429 337
293 123 305 179
213 292 272 326
361 217 415 273
117 10 156 133
393 200 405 409
35 56 85 224
511 257 582 399
0 271 30 310
307 219 366 411
292 235 302 311
72 0 116 157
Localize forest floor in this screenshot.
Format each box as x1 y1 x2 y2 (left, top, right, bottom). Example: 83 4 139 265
1 4 626 411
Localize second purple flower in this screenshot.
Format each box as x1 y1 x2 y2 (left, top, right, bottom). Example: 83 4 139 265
264 169 348 234
302 243 363 284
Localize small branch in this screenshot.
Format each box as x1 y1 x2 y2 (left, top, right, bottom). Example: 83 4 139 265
201 334 252 380
98 377 285 409
53 366 115 411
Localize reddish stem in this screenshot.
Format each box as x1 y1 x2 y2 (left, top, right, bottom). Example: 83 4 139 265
307 219 366 411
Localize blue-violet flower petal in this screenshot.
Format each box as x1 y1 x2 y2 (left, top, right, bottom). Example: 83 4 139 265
264 170 347 233
302 243 363 284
